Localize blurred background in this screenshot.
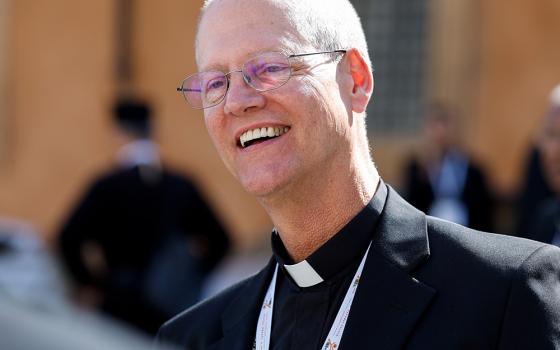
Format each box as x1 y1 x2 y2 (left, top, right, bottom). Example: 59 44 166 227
0 0 560 343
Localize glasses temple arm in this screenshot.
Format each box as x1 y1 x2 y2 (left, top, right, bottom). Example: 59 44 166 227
177 87 202 92
288 50 347 58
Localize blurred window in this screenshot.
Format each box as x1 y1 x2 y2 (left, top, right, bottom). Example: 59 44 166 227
352 0 427 135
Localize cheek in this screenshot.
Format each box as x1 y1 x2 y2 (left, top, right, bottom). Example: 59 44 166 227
297 87 350 160
204 113 238 176
295 85 332 135
298 80 339 123
204 113 228 152
317 85 352 138
204 114 217 141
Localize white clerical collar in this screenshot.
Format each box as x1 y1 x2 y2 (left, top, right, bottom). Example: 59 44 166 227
283 260 324 287
271 183 387 288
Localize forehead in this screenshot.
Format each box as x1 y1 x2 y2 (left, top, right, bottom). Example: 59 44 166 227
196 0 306 70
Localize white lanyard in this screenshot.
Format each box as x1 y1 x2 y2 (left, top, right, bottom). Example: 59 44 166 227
254 242 372 350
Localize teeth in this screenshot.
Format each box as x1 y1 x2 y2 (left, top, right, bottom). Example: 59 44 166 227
240 126 290 148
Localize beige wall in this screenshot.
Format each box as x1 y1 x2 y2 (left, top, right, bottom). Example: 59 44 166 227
0 0 271 248
0 0 9 167
0 0 115 242
472 0 560 194
428 0 479 136
1 0 560 246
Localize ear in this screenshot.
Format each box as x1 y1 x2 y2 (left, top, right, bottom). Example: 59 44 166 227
345 48 373 113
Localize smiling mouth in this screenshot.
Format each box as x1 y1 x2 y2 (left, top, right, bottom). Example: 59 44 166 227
239 126 290 148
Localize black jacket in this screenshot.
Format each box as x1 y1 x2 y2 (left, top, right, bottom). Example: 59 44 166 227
157 186 560 349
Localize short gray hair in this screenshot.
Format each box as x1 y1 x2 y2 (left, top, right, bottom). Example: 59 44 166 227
199 0 374 157
198 0 371 70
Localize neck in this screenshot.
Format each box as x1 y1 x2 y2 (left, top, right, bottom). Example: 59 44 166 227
260 157 379 263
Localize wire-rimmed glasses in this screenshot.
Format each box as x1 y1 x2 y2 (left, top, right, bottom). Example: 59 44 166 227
177 50 346 109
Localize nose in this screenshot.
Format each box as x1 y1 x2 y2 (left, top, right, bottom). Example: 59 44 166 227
223 72 266 116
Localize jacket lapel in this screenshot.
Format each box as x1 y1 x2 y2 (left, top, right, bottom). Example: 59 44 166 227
340 186 436 350
210 186 436 350
339 249 436 350
207 258 277 350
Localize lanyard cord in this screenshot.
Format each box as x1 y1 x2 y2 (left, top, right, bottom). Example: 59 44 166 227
254 242 372 350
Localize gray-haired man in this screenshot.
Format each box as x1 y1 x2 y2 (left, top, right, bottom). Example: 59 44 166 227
157 0 560 348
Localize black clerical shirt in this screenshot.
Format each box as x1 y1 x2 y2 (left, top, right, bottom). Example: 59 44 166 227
269 183 387 350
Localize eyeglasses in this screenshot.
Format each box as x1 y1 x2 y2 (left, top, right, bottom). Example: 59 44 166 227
177 50 346 109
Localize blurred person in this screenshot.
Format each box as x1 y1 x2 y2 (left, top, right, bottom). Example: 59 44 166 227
516 145 554 235
58 99 230 335
523 84 560 245
157 0 560 349
403 102 494 231
0 217 69 310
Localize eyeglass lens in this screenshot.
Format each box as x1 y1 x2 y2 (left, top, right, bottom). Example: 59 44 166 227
180 52 292 109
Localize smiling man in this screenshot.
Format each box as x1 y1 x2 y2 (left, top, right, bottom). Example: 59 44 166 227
156 0 560 349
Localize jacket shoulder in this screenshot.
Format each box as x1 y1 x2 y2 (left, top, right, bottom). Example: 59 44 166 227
425 216 557 275
425 218 560 348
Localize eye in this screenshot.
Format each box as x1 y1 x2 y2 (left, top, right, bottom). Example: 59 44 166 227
205 77 226 91
257 63 289 75
265 64 288 73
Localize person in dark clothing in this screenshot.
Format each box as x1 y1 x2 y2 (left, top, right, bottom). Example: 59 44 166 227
522 84 560 244
529 198 560 245
516 146 554 235
157 1 560 348
58 99 230 335
403 102 494 231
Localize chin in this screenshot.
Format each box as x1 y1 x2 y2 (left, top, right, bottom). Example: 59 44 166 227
241 180 281 198
239 174 289 198
236 160 298 198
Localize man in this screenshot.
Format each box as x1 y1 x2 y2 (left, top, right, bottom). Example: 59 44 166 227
157 0 560 348
516 85 560 236
59 99 229 335
524 84 560 245
404 102 494 231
